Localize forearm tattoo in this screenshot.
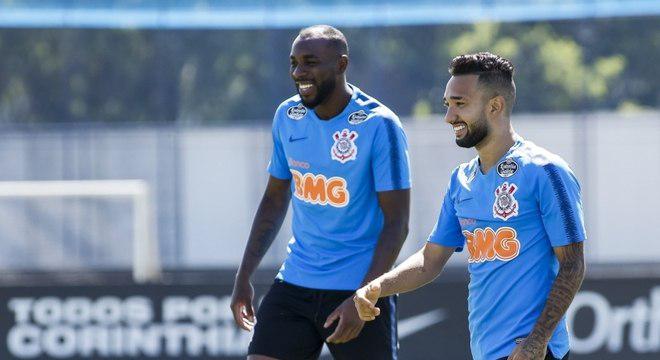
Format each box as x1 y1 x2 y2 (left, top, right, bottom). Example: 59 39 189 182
242 191 290 273
246 218 279 258
523 243 585 355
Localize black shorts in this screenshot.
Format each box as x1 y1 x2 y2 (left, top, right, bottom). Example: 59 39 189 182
248 280 398 360
497 348 569 360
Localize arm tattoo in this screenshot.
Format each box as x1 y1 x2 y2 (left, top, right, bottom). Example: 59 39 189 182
523 242 585 354
245 218 279 258
246 193 289 259
237 186 291 279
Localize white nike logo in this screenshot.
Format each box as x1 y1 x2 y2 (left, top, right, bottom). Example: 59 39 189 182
398 308 447 338
320 308 447 357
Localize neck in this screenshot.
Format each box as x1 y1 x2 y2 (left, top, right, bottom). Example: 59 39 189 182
314 81 352 120
475 124 516 174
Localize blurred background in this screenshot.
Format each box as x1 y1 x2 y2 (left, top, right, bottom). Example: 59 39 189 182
0 1 658 359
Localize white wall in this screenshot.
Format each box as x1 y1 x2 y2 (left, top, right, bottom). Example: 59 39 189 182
0 112 656 270
179 111 660 267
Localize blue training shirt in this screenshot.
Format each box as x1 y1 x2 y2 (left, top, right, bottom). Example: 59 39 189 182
268 84 411 290
428 137 586 360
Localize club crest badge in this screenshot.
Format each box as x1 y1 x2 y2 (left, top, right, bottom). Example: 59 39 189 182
493 182 519 221
497 158 518 178
287 104 307 120
331 129 359 163
348 110 369 125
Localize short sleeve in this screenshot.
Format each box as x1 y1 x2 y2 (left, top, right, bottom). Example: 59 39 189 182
267 113 291 180
371 117 411 192
428 177 465 251
538 163 587 247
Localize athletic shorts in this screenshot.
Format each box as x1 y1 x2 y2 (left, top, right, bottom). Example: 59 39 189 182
497 348 569 360
248 280 398 360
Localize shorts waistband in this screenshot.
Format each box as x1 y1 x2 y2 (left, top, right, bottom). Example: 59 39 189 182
274 279 356 295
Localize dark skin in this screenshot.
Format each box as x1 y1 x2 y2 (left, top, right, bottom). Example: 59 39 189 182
230 176 291 333
324 188 409 344
230 178 409 343
289 36 351 119
230 33 410 359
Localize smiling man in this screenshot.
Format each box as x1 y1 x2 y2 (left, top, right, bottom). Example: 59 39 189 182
354 52 586 360
230 25 411 360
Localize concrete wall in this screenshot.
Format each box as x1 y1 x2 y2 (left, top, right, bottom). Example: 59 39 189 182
0 111 657 270
180 111 659 267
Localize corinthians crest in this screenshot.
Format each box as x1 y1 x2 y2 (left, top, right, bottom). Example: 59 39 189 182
493 182 519 221
331 129 358 163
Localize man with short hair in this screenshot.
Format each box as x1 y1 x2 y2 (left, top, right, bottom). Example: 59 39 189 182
231 25 410 360
354 52 586 360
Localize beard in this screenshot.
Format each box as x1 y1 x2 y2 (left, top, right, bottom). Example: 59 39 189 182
456 112 489 148
299 77 336 108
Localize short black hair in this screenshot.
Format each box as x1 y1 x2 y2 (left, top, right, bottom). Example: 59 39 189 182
298 25 349 56
449 52 516 114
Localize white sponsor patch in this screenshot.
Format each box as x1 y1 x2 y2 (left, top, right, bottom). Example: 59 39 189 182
497 158 518 178
493 182 519 221
331 129 358 163
286 104 307 120
348 110 369 125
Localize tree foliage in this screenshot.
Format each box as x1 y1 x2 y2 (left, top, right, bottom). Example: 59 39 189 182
0 17 656 124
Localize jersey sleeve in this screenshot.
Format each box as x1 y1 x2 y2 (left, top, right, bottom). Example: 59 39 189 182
427 171 465 251
371 117 411 192
267 112 291 180
537 162 587 247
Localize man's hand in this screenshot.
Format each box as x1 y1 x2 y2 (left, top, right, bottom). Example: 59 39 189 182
230 176 291 332
324 297 366 344
507 337 547 360
230 278 255 331
353 282 382 321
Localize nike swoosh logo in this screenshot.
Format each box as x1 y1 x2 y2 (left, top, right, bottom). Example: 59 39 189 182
319 308 447 357
289 135 307 142
398 308 447 338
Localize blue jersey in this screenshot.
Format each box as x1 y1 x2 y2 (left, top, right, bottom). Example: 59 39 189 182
429 138 586 360
268 84 411 290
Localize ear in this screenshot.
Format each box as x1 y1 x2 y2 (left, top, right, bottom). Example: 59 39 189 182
488 95 505 116
338 54 349 74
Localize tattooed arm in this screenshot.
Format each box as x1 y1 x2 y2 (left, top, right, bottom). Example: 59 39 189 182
230 176 291 331
508 242 586 360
